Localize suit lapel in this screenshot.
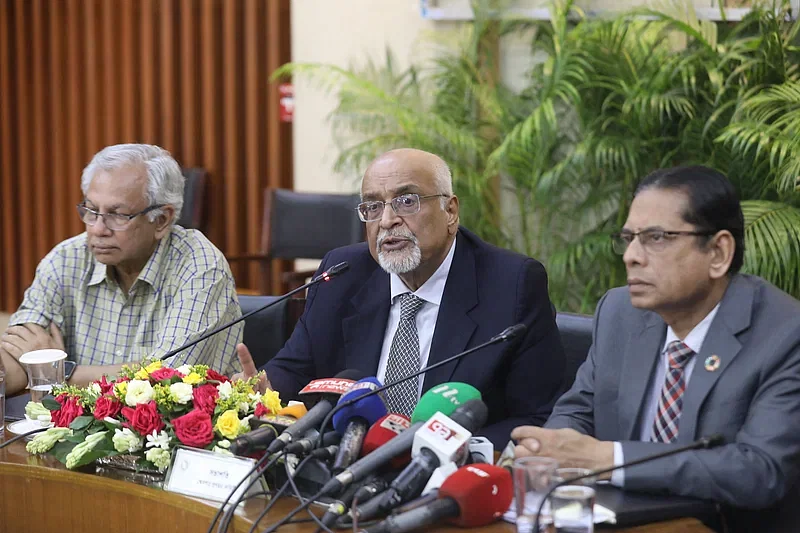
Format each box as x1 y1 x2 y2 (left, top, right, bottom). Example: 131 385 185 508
422 231 478 392
342 266 391 377
677 276 752 443
619 311 666 440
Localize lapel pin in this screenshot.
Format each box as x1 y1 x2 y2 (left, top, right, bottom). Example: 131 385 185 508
704 355 721 372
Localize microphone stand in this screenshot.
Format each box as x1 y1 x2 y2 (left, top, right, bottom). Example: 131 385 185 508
531 434 725 532
159 261 349 362
314 324 527 449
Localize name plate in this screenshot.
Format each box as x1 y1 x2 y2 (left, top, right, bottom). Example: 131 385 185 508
164 446 263 503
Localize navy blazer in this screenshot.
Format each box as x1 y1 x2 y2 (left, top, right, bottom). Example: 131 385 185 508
264 227 566 447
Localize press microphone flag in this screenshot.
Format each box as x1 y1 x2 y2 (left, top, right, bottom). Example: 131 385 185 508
159 261 349 361
332 378 389 472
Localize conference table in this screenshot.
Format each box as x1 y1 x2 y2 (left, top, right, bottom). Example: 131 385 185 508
0 432 713 533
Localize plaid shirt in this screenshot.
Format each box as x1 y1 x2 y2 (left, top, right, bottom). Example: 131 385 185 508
9 226 243 375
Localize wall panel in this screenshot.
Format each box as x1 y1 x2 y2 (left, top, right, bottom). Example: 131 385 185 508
0 0 293 311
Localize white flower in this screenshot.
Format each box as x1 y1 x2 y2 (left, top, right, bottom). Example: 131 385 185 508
169 382 194 404
104 417 122 425
216 439 231 449
112 428 143 453
216 381 233 400
248 391 263 409
124 380 155 406
88 382 102 397
238 415 253 435
146 430 171 450
175 364 192 376
239 401 251 415
212 440 234 456
145 448 172 471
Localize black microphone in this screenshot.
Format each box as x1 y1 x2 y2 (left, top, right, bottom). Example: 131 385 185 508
531 434 725 532
315 323 527 448
284 431 341 456
158 261 349 361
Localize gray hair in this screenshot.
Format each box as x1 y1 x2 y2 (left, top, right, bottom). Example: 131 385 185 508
431 157 454 208
80 143 184 223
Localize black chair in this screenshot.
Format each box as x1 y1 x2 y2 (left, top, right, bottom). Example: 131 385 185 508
239 295 306 368
555 312 594 389
228 188 364 294
178 167 208 231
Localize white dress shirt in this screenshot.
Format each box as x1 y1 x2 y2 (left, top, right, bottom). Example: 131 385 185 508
376 239 457 397
611 303 721 486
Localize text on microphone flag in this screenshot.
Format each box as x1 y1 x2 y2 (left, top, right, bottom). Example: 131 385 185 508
299 378 357 395
380 414 411 434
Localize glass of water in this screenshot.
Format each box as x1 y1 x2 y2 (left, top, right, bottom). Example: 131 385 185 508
19 349 67 402
551 485 595 533
513 456 559 533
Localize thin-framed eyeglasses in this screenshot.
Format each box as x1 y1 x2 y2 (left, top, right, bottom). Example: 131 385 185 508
611 229 717 255
76 203 165 231
356 193 449 222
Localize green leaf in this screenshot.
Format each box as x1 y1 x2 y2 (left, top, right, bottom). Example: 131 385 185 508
69 415 95 432
42 398 61 411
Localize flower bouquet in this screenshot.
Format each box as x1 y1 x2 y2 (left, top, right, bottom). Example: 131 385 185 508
25 359 281 472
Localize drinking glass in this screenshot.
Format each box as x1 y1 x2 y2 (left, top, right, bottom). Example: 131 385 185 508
551 485 595 533
19 349 67 402
513 456 559 533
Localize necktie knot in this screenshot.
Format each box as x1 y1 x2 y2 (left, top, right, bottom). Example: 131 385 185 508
399 293 424 321
666 340 694 370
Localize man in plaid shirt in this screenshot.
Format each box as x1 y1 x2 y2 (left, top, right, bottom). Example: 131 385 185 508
0 144 242 394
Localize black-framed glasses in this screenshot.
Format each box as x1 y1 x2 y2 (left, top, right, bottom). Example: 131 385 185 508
611 229 717 255
356 193 449 222
76 203 165 231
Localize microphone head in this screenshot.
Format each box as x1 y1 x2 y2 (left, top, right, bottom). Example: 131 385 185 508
361 413 412 469
701 434 725 448
449 399 489 433
298 369 369 405
332 377 388 434
314 261 350 282
439 464 513 527
410 382 481 424
493 323 527 342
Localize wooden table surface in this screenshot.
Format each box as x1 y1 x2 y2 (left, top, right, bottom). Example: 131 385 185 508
0 431 713 533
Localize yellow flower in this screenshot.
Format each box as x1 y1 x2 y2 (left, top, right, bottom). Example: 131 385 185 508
182 372 203 385
134 368 149 380
215 409 241 439
145 360 163 373
262 389 282 415
114 381 129 400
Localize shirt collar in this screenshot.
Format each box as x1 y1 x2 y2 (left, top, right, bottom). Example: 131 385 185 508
86 230 172 293
390 237 456 306
664 303 721 354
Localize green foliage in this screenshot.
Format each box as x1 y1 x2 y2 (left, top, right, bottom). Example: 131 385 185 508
275 0 800 312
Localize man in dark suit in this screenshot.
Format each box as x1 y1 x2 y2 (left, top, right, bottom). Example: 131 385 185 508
237 148 565 446
512 166 800 531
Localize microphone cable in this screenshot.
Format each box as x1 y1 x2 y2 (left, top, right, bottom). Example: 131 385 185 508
282 455 336 533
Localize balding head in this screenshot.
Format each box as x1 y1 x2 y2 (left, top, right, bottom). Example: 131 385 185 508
359 148 460 291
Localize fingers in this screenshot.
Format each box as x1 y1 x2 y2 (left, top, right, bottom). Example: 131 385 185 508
236 343 258 378
6 325 34 343
49 323 66 350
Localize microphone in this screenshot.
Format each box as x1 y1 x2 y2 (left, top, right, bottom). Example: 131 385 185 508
159 261 349 361
361 414 412 470
316 324 525 445
361 464 513 533
409 382 481 424
531 434 726 532
358 398 490 520
265 369 366 454
332 378 389 472
229 414 298 456
467 436 494 464
284 431 341 456
320 392 487 498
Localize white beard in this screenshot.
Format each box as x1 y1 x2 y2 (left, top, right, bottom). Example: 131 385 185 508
376 229 422 274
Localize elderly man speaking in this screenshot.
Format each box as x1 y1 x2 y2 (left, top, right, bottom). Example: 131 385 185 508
1 144 242 394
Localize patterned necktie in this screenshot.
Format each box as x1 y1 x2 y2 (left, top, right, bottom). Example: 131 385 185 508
651 340 696 443
384 293 425 416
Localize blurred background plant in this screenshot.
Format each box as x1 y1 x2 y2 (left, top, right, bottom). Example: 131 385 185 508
275 0 800 313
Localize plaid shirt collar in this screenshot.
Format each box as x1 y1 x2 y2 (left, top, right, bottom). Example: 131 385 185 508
87 230 173 293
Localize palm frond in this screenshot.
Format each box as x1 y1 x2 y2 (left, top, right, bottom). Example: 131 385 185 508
742 200 800 297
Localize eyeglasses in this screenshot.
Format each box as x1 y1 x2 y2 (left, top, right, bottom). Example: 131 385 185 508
77 203 164 231
356 193 449 222
611 229 717 255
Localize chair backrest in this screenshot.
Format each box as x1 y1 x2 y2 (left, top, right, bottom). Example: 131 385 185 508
239 295 306 368
178 167 208 231
264 188 363 260
555 312 594 390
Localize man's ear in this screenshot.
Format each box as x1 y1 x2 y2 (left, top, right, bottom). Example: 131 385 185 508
153 205 176 238
446 195 460 235
708 230 735 279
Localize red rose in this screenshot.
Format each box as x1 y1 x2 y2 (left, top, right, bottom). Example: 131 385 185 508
51 395 85 428
121 401 165 437
93 395 122 420
149 367 184 382
192 384 219 415
172 409 214 447
205 369 230 383
94 376 115 395
254 402 269 417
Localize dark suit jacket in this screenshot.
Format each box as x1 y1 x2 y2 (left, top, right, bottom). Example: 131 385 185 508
546 274 800 532
264 227 566 447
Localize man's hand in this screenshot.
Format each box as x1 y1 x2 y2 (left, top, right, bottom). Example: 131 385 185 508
1 323 66 360
232 343 272 394
510 426 615 477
